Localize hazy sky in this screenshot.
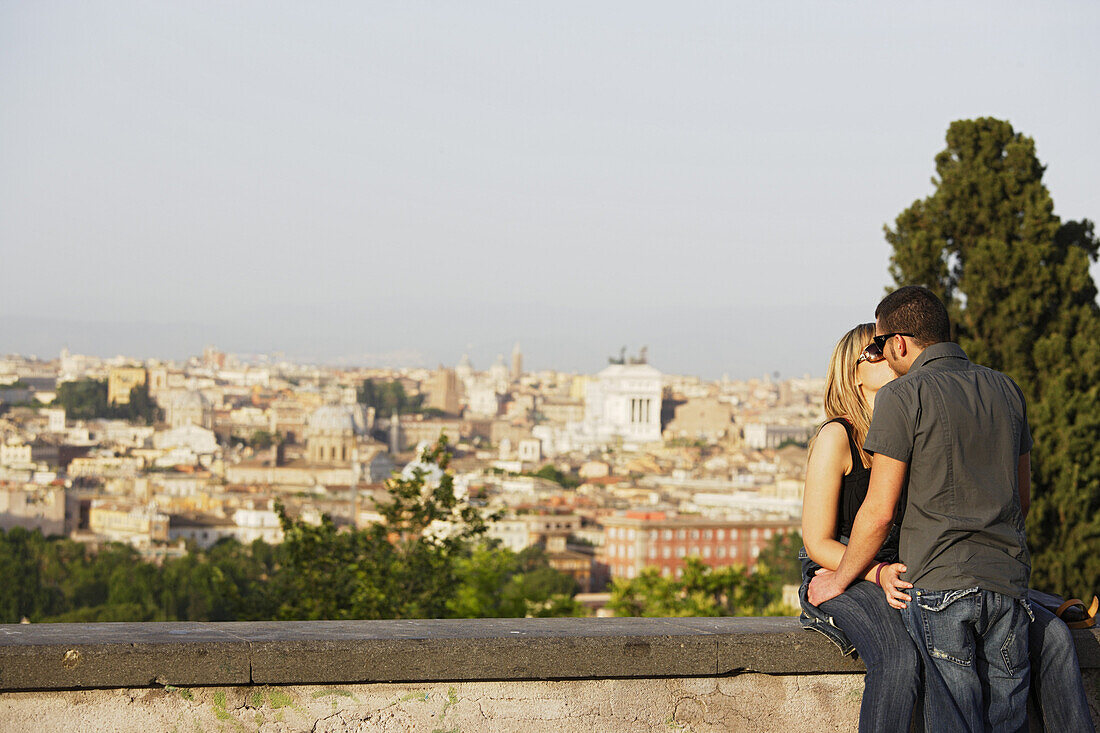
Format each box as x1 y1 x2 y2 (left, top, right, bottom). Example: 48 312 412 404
2 2 1098 378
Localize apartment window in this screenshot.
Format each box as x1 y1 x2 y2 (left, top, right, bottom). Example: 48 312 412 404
677 546 687 558
627 529 635 540
702 546 711 558
752 547 761 559
691 529 699 540
704 529 712 540
690 546 700 557
662 547 671 559
675 567 683 579
627 546 635 559
648 547 657 559
731 546 739 558
730 529 738 539
677 529 686 540
649 530 658 541
663 529 673 540
717 547 726 559
661 567 671 578
717 529 726 541
764 529 773 539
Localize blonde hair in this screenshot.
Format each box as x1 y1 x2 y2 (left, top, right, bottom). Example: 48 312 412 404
818 323 876 468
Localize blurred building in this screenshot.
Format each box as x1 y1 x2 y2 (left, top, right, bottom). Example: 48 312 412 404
600 511 799 580
107 366 147 405
306 405 367 464
425 368 461 415
582 360 662 446
89 500 169 546
510 343 523 382
0 486 68 535
743 423 814 450
163 389 214 430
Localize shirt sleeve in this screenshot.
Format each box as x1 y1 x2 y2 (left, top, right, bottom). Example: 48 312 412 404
863 382 913 463
1017 385 1033 456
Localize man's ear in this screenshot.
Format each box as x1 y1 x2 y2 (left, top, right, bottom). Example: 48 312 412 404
894 336 908 359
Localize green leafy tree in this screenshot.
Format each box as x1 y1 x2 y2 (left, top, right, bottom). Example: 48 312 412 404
357 379 424 414
249 430 280 450
118 383 161 424
608 557 784 617
885 117 1100 596
53 379 160 424
448 545 582 618
54 379 110 420
527 464 581 489
755 530 803 587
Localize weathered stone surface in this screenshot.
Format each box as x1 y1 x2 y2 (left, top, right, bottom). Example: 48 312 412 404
242 617 719 683
2 672 1096 732
663 616 868 673
1 618 1096 693
0 675 869 732
0 622 250 690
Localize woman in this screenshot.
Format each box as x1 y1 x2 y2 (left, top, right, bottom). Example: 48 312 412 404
800 324 1094 732
799 323 918 731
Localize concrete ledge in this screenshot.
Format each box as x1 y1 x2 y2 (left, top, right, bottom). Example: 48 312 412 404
1 617 1097 692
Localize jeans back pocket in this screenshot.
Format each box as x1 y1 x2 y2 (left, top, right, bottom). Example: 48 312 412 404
915 588 980 666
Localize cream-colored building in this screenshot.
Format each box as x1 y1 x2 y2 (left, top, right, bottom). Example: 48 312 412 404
163 389 214 430
0 441 33 469
153 424 219 455
582 362 663 446
89 500 169 545
68 455 144 478
425 369 461 415
107 366 147 405
663 398 734 442
0 486 67 535
306 405 367 465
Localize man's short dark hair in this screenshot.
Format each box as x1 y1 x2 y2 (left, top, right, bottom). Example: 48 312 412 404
875 286 951 347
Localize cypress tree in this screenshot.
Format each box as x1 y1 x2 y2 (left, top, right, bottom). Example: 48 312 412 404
885 117 1100 597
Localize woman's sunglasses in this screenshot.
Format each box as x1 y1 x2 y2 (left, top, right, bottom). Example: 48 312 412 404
856 341 886 365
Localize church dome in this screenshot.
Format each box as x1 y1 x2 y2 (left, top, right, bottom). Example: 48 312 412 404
167 389 209 409
308 405 366 434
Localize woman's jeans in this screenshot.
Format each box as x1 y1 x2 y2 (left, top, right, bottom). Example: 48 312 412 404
901 587 1031 733
818 580 920 732
1029 601 1096 732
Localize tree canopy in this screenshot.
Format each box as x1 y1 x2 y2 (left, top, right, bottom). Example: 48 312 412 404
54 379 161 424
885 117 1100 596
607 557 790 617
357 379 424 414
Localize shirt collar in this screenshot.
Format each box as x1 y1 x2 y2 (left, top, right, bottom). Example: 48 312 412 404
909 341 969 371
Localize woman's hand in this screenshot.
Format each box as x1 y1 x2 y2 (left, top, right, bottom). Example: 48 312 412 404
878 563 912 609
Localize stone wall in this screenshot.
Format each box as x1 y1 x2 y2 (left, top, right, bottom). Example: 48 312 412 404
1 617 1097 732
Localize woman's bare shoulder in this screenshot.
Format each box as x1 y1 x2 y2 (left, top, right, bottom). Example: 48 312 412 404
815 420 850 449
811 421 852 469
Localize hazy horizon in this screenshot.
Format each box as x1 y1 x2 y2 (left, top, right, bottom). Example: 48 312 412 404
3 2 1098 379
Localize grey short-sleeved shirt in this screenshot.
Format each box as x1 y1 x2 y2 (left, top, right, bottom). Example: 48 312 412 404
864 342 1031 598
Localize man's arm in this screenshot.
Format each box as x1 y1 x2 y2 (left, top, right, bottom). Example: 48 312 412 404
1018 452 1030 518
807 454 908 606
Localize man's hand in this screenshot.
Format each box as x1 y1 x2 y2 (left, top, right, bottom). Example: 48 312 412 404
878 563 912 609
807 568 847 606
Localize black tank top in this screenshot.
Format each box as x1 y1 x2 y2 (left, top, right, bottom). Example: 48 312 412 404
824 417 870 539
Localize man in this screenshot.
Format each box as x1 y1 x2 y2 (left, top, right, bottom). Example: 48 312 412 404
808 285 1033 732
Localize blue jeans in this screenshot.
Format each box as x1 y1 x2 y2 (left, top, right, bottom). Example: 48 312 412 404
819 580 920 732
1029 601 1095 732
902 587 1031 733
